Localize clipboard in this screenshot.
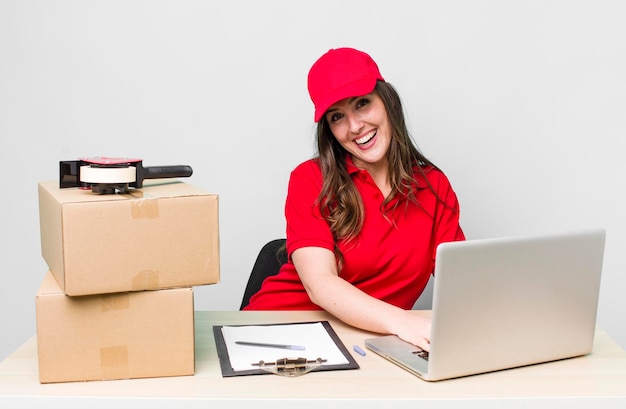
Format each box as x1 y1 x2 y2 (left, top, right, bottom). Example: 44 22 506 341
213 321 360 377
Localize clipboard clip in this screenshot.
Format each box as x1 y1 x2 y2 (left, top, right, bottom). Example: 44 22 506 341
251 357 327 377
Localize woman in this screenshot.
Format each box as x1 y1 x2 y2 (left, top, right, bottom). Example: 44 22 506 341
245 47 465 351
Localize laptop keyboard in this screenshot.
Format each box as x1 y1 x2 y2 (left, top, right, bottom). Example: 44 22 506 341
412 349 429 361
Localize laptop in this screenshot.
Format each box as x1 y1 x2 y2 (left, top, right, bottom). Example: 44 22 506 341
365 228 606 381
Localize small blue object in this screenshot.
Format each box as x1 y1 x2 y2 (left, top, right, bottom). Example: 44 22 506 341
353 344 366 356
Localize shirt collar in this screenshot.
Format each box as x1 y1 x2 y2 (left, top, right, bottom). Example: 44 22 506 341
343 153 431 192
344 154 365 176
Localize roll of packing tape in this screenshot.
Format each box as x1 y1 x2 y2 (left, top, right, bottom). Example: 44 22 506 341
80 166 136 184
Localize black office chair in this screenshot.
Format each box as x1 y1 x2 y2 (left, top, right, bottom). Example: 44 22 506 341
239 239 288 310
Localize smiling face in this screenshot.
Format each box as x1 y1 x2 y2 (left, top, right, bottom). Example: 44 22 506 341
325 92 392 174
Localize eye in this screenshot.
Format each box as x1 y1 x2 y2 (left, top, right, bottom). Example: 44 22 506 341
328 112 344 122
355 98 370 109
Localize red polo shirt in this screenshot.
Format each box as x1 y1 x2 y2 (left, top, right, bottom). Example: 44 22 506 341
245 156 465 310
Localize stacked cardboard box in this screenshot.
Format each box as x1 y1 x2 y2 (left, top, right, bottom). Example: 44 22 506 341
35 179 220 383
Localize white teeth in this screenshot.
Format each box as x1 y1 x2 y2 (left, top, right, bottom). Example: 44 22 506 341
356 131 376 145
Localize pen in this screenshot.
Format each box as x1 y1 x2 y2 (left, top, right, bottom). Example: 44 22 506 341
235 341 306 351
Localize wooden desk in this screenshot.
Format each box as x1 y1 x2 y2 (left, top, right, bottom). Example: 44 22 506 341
1 310 625 408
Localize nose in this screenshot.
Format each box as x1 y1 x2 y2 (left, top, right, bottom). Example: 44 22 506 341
347 112 363 134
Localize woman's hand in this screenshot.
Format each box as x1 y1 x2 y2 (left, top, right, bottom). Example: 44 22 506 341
393 311 432 352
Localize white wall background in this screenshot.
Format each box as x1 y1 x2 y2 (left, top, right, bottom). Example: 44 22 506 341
1 0 625 362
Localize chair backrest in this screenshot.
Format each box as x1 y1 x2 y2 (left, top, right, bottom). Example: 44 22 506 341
239 239 287 310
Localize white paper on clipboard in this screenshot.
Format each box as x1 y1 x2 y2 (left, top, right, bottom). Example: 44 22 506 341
220 322 350 371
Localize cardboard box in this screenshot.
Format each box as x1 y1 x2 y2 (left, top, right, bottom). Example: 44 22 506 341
35 271 195 383
38 179 219 296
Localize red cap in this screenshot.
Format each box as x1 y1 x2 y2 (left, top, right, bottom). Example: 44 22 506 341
307 48 384 122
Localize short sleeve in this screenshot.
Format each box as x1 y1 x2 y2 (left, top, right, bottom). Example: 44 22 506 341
284 160 335 256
